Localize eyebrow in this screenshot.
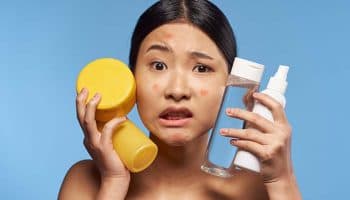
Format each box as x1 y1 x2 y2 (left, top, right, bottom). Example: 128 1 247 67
190 51 213 60
146 44 173 53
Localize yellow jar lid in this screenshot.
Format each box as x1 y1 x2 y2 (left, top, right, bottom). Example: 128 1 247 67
76 58 136 121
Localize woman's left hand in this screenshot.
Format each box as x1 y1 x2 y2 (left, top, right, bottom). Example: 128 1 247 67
220 92 294 183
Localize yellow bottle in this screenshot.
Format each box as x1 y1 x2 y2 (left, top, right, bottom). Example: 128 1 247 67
76 58 158 173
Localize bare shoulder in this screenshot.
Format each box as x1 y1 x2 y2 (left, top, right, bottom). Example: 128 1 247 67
58 159 100 200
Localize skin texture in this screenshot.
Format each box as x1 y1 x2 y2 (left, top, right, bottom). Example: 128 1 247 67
58 22 301 200
134 23 228 147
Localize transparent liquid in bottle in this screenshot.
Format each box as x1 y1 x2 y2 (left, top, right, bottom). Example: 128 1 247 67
201 75 259 178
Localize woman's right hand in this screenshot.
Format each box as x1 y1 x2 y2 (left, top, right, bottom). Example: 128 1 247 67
76 88 131 183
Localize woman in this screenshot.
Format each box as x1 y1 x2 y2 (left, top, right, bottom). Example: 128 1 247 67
59 0 302 199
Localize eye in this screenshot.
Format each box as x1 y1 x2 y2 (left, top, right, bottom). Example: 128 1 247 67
193 64 213 73
151 61 167 71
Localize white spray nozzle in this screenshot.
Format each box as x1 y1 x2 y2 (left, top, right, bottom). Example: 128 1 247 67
267 65 289 94
274 65 289 81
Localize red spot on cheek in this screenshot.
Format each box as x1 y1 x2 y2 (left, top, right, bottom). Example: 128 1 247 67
200 89 209 96
152 84 159 91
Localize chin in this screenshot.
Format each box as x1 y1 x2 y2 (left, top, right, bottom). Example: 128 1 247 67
166 137 191 146
154 129 195 146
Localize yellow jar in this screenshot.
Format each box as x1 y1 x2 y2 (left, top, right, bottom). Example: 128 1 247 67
76 58 136 122
76 58 158 172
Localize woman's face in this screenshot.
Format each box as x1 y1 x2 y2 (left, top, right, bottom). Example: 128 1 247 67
135 22 228 146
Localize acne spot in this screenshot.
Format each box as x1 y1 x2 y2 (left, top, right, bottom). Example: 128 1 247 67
163 32 173 40
200 89 209 96
152 84 159 91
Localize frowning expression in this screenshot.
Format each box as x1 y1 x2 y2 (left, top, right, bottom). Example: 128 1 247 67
135 22 228 146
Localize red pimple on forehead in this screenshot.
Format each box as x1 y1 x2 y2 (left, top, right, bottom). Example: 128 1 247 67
200 89 209 96
163 32 173 39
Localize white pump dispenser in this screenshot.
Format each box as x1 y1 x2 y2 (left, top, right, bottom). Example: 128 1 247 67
233 65 289 172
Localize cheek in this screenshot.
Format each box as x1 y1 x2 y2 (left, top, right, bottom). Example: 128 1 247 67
135 83 157 130
199 89 209 97
198 86 226 121
152 83 159 92
136 81 162 115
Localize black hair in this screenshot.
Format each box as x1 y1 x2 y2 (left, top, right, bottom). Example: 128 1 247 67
129 0 237 72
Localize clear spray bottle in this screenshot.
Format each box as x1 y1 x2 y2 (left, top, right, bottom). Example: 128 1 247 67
201 57 264 178
233 65 289 172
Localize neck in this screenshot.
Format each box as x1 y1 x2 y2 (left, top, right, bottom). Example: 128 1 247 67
129 132 209 192
150 132 208 168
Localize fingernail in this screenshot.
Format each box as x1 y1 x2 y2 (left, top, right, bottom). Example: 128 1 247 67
230 139 238 144
81 87 87 94
227 108 237 114
119 117 127 124
220 129 228 135
94 93 100 99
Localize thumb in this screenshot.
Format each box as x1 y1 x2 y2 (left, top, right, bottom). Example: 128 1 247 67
100 117 127 146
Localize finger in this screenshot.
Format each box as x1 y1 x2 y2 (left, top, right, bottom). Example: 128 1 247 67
84 93 101 142
253 92 288 123
101 117 127 147
230 139 266 160
226 108 274 133
220 128 267 144
76 88 89 129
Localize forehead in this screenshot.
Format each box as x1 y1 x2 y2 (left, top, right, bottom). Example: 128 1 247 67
139 22 223 58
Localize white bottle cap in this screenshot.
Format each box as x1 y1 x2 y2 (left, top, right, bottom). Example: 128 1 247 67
234 150 260 172
266 65 289 94
230 57 265 83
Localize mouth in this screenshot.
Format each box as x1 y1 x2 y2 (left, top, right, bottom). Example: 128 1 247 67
158 107 193 127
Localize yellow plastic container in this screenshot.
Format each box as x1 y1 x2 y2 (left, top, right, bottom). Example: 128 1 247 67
76 58 158 173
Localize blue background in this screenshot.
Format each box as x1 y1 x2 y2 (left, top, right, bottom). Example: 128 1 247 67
1 0 349 199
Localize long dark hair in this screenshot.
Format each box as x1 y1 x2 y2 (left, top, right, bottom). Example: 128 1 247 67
129 0 237 72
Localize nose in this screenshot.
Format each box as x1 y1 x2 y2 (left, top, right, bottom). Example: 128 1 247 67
164 71 191 102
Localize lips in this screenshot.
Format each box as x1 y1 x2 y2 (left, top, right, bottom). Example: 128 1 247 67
158 107 193 127
159 107 193 119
